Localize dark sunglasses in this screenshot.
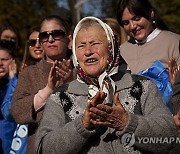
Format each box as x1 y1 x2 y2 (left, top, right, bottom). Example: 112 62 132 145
28 38 39 47
39 30 66 44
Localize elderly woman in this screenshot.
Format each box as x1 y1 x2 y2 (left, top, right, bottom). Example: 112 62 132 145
35 17 177 154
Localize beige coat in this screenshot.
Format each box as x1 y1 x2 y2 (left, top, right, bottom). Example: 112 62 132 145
120 30 180 74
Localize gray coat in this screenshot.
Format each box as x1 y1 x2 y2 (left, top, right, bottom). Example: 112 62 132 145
35 73 177 154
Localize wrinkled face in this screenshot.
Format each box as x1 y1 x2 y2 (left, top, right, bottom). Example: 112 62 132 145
28 31 44 60
0 50 12 78
40 19 69 62
1 29 17 43
75 25 109 77
122 7 154 41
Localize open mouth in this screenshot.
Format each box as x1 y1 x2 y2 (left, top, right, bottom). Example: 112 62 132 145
34 50 43 55
85 58 98 63
0 69 5 73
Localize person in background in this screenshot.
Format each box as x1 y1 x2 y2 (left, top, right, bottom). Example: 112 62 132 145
0 24 21 56
0 40 18 154
21 26 44 71
50 7 74 56
167 59 180 153
11 15 75 154
35 16 177 154
102 17 129 72
116 0 180 74
116 0 180 111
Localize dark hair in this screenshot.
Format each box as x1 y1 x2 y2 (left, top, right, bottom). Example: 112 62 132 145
116 0 169 31
0 40 16 59
0 24 21 51
22 26 41 67
40 15 72 35
26 26 40 40
50 7 73 27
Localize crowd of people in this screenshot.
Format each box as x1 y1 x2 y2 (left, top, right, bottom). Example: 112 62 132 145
0 0 180 154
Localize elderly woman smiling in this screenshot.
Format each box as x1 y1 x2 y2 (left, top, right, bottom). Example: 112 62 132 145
35 17 177 154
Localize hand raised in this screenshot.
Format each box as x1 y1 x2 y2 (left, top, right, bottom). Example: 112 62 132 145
47 59 72 90
82 91 107 129
9 59 17 78
168 58 179 85
89 92 128 131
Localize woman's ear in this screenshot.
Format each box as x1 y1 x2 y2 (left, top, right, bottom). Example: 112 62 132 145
67 34 72 49
150 10 155 19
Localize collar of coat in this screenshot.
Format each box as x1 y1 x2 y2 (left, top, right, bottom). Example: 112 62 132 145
67 72 134 95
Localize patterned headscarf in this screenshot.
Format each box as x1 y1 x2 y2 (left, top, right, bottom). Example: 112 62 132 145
72 16 120 104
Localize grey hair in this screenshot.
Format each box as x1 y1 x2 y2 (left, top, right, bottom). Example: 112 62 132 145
76 19 103 33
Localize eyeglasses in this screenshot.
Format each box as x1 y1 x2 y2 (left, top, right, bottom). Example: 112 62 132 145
28 38 39 47
39 30 66 44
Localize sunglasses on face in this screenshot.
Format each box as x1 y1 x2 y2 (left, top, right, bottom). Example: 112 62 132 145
39 30 66 44
28 38 39 47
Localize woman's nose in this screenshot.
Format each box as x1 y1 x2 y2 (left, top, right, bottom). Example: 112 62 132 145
129 20 136 29
84 46 93 56
36 40 41 48
48 35 55 42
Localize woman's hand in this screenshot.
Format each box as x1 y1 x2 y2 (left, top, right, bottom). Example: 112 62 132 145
47 59 72 90
89 92 128 131
82 91 107 129
173 110 180 134
20 62 27 71
168 58 179 85
9 59 17 78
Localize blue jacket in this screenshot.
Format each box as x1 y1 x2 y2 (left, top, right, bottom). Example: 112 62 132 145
0 75 17 154
1 75 28 154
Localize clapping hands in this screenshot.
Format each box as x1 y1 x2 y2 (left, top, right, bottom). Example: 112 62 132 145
83 91 128 131
48 59 72 90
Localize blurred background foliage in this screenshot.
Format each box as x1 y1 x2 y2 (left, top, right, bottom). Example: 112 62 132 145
0 0 179 61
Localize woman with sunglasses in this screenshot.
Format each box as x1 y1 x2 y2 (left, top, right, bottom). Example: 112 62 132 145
21 26 44 71
11 15 75 154
0 24 21 55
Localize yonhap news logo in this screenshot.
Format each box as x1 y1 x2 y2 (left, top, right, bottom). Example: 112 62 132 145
121 133 180 148
121 133 135 148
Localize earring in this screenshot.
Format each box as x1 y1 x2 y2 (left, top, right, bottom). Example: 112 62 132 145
153 20 156 24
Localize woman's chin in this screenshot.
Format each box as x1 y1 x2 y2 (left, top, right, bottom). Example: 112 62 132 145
85 71 100 78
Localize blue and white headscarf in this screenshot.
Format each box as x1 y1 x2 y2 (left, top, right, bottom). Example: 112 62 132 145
72 16 120 104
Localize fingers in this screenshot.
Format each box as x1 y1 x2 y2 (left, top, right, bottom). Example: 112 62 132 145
91 91 107 107
174 115 180 127
55 59 72 79
113 92 124 110
55 66 71 78
168 58 179 85
9 60 17 78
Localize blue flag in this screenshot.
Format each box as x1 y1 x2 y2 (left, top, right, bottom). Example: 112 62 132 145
138 60 173 111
